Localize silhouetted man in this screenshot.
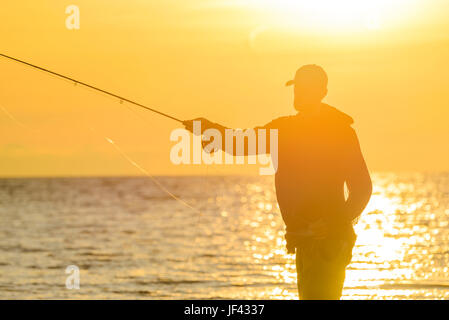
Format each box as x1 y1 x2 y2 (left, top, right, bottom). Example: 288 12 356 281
183 65 372 300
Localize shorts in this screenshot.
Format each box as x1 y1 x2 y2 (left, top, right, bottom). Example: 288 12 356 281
288 228 356 300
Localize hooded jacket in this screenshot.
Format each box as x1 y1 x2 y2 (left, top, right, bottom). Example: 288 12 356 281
262 103 359 233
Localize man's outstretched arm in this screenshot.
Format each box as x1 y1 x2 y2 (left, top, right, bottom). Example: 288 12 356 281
344 128 373 222
183 117 273 156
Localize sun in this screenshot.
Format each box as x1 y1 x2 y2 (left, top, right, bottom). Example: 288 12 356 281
244 0 417 32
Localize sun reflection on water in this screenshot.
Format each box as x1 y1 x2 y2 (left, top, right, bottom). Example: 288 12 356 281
253 172 449 299
0 173 447 299
342 173 448 299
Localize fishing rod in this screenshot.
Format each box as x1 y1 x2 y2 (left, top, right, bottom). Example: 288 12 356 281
0 52 205 216
0 53 183 123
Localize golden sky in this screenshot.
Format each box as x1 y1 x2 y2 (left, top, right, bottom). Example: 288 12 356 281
1 0 448 176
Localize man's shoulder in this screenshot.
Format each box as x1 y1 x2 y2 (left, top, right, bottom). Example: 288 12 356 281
321 104 354 126
261 104 355 129
261 114 298 129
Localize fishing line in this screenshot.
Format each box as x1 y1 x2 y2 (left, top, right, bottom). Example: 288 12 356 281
0 96 203 217
94 127 209 269
107 135 202 217
0 103 37 132
87 126 202 216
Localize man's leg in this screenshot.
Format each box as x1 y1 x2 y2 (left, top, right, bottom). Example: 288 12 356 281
296 237 355 300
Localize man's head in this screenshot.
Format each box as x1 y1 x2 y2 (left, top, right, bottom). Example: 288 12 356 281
286 64 328 111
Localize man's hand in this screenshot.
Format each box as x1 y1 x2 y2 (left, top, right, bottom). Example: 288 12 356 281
182 117 221 153
285 218 329 254
182 117 215 133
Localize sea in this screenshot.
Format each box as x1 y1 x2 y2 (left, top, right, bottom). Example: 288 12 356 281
0 172 448 299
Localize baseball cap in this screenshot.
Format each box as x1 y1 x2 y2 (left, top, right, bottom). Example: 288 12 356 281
285 64 328 87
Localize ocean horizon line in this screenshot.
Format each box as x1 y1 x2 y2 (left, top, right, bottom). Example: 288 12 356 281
0 170 448 180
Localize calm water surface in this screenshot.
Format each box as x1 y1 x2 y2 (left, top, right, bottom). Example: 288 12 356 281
0 173 448 299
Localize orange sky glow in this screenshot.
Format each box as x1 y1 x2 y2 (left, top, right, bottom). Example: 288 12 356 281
1 0 448 176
